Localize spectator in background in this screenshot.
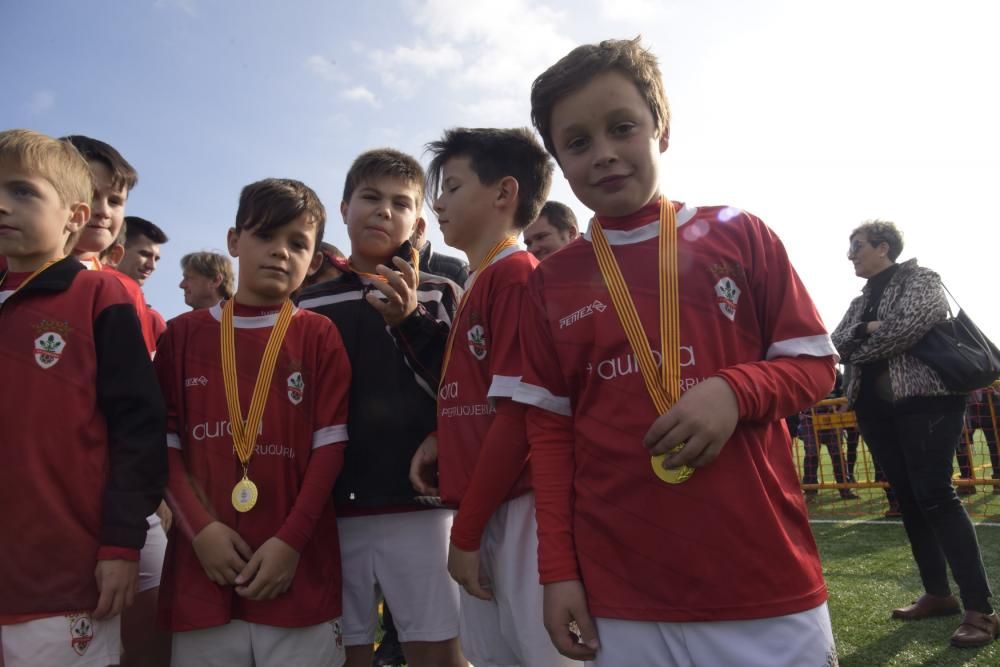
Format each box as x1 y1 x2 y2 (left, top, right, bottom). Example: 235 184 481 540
178 251 233 310
117 216 167 286
832 219 996 648
409 216 469 286
523 200 578 261
800 369 860 502
301 242 345 289
959 388 1000 495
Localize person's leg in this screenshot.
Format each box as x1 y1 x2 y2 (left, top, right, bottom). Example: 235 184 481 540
822 430 857 499
801 426 819 501
590 617 692 667
171 620 251 667
845 428 859 482
858 412 952 599
336 516 381 667
122 519 170 667
372 602 404 667
253 619 346 667
896 410 994 614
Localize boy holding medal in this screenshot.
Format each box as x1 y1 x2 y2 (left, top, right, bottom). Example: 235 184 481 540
412 128 577 666
515 38 840 665
155 178 351 666
0 129 166 667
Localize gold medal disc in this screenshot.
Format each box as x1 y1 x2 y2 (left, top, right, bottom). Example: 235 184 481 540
651 452 694 485
231 477 259 512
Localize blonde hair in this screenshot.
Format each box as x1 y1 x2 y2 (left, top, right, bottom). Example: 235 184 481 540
0 129 92 208
180 251 235 300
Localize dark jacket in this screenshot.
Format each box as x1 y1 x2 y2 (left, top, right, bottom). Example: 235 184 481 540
419 241 469 287
296 245 461 509
831 258 959 406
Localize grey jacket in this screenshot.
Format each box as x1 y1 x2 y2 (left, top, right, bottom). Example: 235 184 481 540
831 258 958 406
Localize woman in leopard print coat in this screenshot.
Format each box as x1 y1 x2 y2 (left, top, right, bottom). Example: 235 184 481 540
831 220 996 648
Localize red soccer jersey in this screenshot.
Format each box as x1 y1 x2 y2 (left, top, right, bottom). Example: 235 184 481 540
515 201 837 622
155 302 351 631
437 247 536 506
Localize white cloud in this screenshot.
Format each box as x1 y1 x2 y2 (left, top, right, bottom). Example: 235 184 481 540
28 90 55 114
305 55 347 83
341 86 381 108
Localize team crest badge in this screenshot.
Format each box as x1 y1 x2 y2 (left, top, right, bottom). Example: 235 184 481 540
67 613 94 656
714 277 741 322
330 618 343 649
287 371 304 405
467 325 488 361
32 320 71 369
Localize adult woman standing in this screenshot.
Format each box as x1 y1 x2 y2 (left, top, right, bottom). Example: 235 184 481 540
831 220 997 648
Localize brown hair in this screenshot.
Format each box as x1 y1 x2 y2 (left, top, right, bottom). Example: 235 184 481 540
181 251 235 299
538 200 578 234
850 219 904 262
0 129 93 207
426 127 553 229
235 178 326 247
343 148 425 205
61 135 138 192
530 37 670 159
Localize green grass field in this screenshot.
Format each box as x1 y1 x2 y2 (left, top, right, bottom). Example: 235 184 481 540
817 520 1000 666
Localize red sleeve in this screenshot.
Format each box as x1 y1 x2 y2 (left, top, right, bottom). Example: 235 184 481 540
276 445 345 551
716 356 837 422
485 278 529 400
276 317 351 551
527 406 579 583
450 399 529 550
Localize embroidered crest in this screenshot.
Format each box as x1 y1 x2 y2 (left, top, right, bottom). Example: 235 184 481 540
330 618 343 649
467 324 487 361
67 613 94 656
34 332 67 368
714 277 741 322
287 371 304 405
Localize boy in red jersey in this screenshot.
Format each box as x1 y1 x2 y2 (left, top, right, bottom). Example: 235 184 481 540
155 178 351 666
412 128 577 666
0 129 166 667
516 38 840 665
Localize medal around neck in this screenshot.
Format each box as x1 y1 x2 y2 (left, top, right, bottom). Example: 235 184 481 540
232 477 259 512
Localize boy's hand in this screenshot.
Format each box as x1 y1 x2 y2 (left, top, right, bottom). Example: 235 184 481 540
191 521 254 586
155 500 173 533
543 580 600 661
235 537 300 600
409 432 440 495
93 559 138 620
447 543 492 601
643 377 739 470
366 256 419 327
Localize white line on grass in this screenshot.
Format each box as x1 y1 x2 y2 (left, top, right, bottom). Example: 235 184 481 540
810 518 1000 528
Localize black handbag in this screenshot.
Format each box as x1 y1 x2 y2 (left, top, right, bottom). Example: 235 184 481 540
909 285 1000 392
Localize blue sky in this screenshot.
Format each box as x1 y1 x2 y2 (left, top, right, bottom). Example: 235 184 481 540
5 0 1000 338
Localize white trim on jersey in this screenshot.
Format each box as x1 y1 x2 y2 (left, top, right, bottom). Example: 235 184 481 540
464 246 526 290
0 289 13 305
487 374 522 399
298 290 364 309
512 381 572 416
166 432 182 450
312 424 348 449
208 302 300 328
581 203 698 246
766 334 840 362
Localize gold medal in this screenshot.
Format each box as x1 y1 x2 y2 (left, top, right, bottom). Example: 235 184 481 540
220 299 294 512
592 198 695 484
231 476 259 512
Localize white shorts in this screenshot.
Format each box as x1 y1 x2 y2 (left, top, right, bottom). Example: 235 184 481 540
337 509 460 645
138 516 167 593
1 613 121 667
170 618 345 667
459 493 577 667
588 603 838 667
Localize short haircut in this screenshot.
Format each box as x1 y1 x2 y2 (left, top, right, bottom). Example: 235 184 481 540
850 220 904 262
531 36 670 160
426 128 554 229
180 251 235 299
60 135 138 192
343 148 425 205
235 178 326 246
0 128 92 207
538 200 578 234
123 216 168 245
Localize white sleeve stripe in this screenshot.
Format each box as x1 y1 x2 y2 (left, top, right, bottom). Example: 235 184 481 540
513 382 572 416
313 424 348 449
488 374 522 399
766 334 840 362
166 433 182 450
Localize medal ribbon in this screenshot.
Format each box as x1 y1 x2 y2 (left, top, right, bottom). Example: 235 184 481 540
0 258 60 298
220 299 295 476
590 197 681 416
439 236 518 390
